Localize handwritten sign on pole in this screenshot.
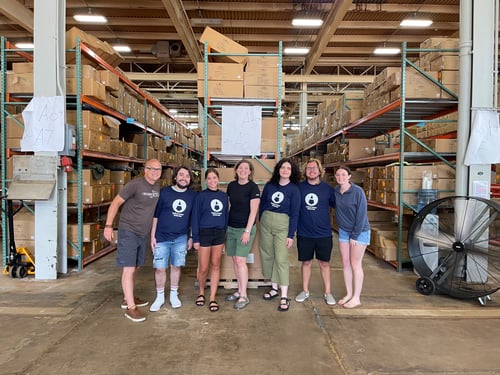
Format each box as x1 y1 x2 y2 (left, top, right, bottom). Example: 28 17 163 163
221 106 262 155
21 96 65 152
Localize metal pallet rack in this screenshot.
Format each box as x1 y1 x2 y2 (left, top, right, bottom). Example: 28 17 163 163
289 42 459 271
1 37 202 271
200 41 283 175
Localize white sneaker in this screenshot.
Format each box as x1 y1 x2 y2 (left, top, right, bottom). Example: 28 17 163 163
170 291 182 309
149 296 165 312
324 293 336 306
295 290 310 303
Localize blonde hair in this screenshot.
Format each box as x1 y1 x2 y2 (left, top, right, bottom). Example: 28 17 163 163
302 158 324 179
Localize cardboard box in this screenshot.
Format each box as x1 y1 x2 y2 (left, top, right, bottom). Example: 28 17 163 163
244 85 283 99
13 209 35 240
66 78 106 102
199 26 248 64
346 138 376 161
6 114 25 138
197 62 244 81
98 70 120 92
244 69 280 86
6 72 34 93
110 171 131 185
12 62 33 74
245 55 280 71
197 80 243 98
67 223 100 243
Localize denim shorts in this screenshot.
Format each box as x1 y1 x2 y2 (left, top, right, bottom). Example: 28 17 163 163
153 235 188 268
338 228 371 245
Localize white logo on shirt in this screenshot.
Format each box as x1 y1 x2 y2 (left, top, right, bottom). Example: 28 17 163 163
210 199 224 213
271 192 284 205
305 193 318 207
172 199 187 213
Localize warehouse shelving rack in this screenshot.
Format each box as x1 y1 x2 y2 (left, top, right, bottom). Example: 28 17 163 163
200 41 283 178
288 42 459 271
1 37 202 271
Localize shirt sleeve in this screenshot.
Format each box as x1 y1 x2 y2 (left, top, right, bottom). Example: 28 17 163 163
287 185 301 239
191 193 201 243
352 187 368 240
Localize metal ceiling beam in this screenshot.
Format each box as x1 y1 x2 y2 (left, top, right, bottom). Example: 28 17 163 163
61 1 459 14
0 0 34 33
161 0 203 65
125 72 374 84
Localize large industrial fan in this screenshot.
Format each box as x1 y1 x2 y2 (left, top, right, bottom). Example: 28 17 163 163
408 196 500 304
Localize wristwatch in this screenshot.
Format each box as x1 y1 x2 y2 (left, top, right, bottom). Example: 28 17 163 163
244 229 250 233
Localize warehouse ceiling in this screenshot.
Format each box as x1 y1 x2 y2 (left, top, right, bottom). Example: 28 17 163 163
0 0 460 127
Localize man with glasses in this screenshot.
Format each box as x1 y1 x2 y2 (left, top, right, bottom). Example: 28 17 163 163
295 158 337 306
104 159 162 322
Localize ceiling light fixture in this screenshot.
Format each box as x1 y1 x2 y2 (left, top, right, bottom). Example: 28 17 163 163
400 19 432 27
284 47 310 55
15 42 34 49
292 18 323 27
73 8 107 23
113 45 131 53
373 47 401 55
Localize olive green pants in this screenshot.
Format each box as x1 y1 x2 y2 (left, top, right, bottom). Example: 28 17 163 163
259 211 290 286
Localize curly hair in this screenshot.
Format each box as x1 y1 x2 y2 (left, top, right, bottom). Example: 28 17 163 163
269 157 301 185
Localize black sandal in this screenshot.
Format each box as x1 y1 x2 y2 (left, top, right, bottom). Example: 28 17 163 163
263 288 279 300
209 300 219 312
277 297 291 312
195 295 205 307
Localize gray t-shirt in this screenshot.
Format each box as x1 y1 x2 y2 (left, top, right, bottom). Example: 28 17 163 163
118 177 160 236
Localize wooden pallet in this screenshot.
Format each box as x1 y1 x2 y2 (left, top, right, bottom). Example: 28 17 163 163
196 279 272 289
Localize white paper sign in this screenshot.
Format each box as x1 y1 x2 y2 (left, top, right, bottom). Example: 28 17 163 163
21 96 65 152
221 106 262 155
464 109 500 165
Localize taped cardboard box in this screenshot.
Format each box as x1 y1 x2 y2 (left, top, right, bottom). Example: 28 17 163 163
199 26 248 64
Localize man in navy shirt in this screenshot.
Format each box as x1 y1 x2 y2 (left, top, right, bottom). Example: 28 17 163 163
150 166 197 312
295 158 337 306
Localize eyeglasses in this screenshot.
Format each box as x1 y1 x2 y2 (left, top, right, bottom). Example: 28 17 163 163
145 167 162 171
306 167 319 171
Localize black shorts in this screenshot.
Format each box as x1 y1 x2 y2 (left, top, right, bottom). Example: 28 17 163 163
199 228 226 247
297 235 333 262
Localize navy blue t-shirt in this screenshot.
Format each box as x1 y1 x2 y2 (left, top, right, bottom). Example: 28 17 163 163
191 189 229 243
297 180 335 238
153 186 197 242
259 181 300 239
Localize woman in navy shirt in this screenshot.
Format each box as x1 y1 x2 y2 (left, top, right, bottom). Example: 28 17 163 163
192 168 229 312
259 157 301 312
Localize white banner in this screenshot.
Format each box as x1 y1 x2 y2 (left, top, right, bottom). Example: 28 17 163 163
464 109 500 165
221 106 262 155
21 96 65 152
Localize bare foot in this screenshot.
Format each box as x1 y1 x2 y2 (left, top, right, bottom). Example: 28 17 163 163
343 300 361 309
338 297 351 306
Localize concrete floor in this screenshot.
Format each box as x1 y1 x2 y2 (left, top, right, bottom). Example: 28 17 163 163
1 238 500 375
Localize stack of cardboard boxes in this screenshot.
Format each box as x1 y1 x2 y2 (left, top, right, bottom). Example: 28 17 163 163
197 27 286 285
